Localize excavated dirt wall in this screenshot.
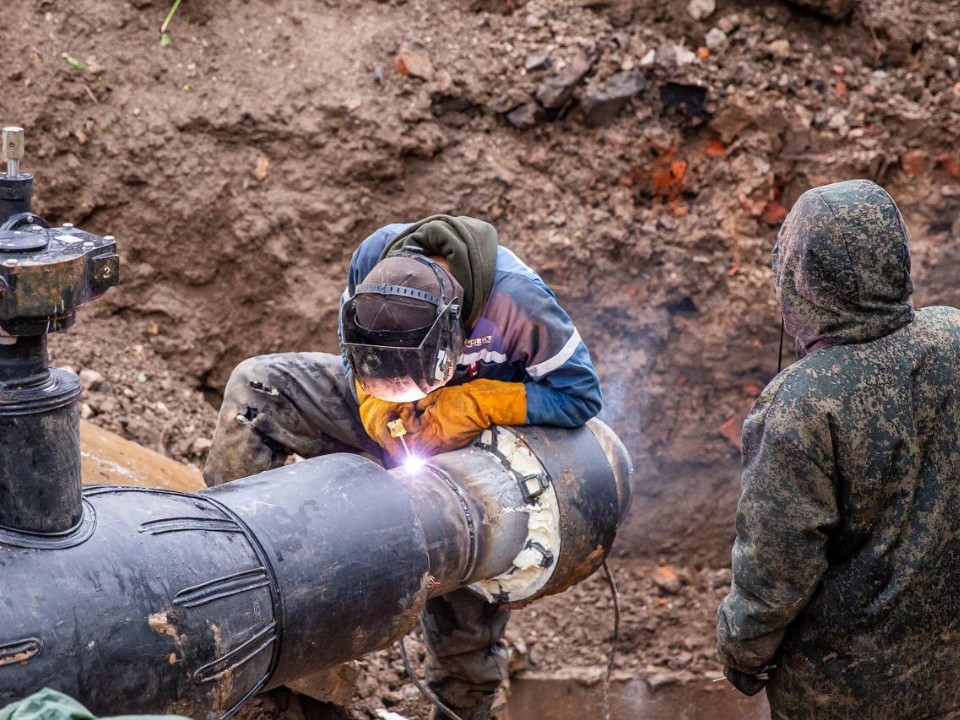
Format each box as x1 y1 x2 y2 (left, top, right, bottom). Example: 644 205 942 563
4 0 960 567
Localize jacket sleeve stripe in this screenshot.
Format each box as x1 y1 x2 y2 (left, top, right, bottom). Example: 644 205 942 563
526 330 582 379
458 349 509 366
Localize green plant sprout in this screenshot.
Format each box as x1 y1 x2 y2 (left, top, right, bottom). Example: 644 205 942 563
61 53 86 71
160 0 182 34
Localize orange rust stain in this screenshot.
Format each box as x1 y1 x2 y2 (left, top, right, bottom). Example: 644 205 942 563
656 565 679 583
147 611 184 645
705 139 727 157
936 153 960 180
901 150 927 178
633 143 689 203
8 650 33 665
762 201 788 224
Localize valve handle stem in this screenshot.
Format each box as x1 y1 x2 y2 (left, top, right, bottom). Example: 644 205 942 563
2 127 24 179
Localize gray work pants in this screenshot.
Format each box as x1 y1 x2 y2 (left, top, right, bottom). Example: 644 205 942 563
203 353 509 719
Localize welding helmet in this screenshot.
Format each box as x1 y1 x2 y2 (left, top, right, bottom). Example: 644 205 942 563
341 251 465 402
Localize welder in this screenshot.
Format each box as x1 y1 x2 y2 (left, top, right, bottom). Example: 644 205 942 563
204 214 602 720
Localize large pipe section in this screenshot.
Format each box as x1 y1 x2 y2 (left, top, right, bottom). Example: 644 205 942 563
0 421 632 718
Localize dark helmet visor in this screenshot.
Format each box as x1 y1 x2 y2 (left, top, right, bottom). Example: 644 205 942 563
341 295 464 402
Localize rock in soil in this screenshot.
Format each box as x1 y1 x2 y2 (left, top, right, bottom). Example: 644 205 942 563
581 68 646 126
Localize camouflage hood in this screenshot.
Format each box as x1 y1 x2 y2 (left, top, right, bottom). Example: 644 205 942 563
772 179 914 352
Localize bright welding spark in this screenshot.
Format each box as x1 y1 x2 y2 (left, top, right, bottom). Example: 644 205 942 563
403 454 426 472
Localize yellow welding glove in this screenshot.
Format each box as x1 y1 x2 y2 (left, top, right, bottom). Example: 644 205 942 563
411 379 527 456
356 382 419 460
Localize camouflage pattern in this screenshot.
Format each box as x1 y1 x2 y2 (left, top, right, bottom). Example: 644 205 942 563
204 352 509 718
422 588 511 720
203 352 381 486
772 179 913 354
717 180 960 719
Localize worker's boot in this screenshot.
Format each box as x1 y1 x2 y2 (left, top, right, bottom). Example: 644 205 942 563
422 589 511 720
430 694 510 720
429 683 515 720
429 701 492 720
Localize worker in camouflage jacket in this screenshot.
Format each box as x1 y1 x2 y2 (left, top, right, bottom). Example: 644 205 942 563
717 179 960 719
205 215 601 720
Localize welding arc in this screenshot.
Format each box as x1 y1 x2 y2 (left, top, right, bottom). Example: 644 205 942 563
601 558 621 720
398 633 466 720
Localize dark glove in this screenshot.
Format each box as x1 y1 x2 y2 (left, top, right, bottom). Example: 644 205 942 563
723 665 770 696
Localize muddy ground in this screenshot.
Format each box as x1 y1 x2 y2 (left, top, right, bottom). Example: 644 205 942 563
5 0 960 717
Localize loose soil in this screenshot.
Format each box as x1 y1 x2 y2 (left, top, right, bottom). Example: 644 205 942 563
5 0 960 717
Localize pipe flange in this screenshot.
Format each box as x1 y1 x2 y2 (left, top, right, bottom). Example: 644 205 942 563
469 427 562 604
0 498 96 549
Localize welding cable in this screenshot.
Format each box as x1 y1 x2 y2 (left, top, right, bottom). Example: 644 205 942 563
601 558 621 720
398 632 467 720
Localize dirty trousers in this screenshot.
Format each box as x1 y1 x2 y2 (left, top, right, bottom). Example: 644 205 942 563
203 352 510 719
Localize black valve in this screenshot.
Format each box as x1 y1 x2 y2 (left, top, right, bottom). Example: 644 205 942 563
0 226 119 336
0 126 120 538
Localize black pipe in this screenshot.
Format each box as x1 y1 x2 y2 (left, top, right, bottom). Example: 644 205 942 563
205 456 432 689
505 422 627 603
0 454 429 716
0 335 48 384
0 422 632 718
0 336 84 536
0 172 33 225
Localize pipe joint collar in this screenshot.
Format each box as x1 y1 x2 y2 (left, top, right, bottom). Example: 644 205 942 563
468 426 561 604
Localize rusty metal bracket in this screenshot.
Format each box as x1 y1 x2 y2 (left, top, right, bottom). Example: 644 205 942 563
518 472 549 503
523 540 555 569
